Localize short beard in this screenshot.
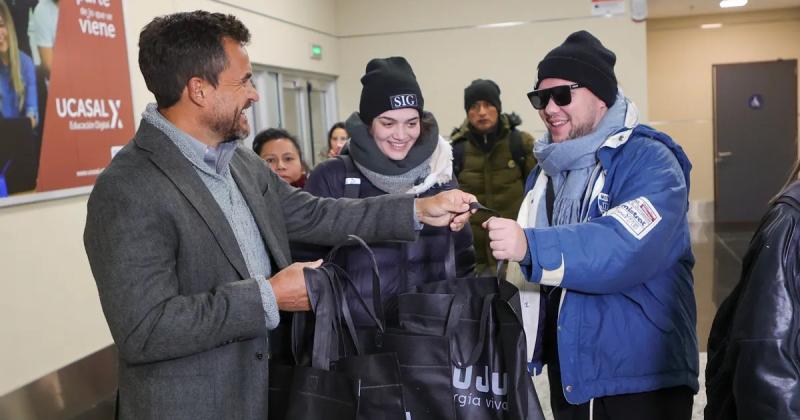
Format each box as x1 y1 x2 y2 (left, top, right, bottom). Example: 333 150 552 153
567 121 596 140
209 106 248 143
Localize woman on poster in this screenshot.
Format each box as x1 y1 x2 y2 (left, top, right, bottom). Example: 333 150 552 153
0 0 38 127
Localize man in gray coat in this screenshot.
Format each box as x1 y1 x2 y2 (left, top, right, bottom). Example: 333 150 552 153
83 11 474 420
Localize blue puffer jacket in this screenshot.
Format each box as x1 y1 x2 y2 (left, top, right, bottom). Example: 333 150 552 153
291 148 475 327
520 123 699 404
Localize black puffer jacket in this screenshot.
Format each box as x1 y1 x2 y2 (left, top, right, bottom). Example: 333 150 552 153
705 180 800 419
291 122 475 327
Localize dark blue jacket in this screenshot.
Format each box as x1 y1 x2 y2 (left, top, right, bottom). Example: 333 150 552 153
291 156 476 326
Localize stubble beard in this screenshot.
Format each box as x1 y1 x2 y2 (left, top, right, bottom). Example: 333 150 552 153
567 120 596 141
210 105 249 143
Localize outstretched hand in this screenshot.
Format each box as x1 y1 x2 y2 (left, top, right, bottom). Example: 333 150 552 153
415 189 477 231
482 217 528 262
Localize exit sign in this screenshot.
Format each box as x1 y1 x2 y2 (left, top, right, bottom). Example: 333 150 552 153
311 44 323 60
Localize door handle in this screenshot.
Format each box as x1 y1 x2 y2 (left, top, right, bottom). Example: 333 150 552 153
715 151 733 164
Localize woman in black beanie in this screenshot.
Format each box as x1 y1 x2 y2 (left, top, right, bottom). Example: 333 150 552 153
293 56 475 327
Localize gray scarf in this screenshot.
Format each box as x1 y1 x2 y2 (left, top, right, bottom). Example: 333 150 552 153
533 92 627 225
354 159 431 194
346 111 439 194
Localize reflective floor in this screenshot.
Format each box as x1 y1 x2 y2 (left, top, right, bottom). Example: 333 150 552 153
0 347 117 420
692 222 755 352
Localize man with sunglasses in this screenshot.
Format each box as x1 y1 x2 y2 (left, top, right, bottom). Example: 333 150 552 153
450 79 536 276
484 30 698 419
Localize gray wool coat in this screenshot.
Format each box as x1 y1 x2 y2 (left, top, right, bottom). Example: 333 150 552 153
83 120 418 419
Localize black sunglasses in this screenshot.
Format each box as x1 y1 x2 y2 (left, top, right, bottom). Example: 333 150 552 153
527 83 583 110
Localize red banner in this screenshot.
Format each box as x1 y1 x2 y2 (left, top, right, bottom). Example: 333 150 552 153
36 0 134 191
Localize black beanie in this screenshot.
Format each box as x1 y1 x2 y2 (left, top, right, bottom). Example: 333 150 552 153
359 57 424 125
464 79 502 113
536 30 617 108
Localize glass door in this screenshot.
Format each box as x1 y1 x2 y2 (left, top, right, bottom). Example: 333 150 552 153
281 76 310 156
307 79 338 166
247 67 338 168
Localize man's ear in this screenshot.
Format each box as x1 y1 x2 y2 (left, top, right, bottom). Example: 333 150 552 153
594 94 608 113
187 77 206 106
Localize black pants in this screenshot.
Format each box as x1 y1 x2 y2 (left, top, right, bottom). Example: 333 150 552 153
547 364 694 420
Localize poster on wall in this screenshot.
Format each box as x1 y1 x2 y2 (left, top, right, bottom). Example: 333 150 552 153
0 0 134 206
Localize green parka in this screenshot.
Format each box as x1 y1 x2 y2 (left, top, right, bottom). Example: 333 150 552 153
450 113 536 274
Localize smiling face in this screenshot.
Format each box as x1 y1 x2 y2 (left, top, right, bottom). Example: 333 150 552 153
203 37 260 142
369 108 421 161
260 138 304 183
537 77 607 143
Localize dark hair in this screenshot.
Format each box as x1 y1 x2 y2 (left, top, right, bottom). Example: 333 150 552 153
138 11 250 108
420 112 436 138
327 122 347 148
252 128 303 157
773 159 800 204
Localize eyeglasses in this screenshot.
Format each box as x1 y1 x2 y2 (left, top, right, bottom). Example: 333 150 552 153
527 83 583 110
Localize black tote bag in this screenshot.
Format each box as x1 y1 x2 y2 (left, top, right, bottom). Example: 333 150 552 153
366 326 456 420
270 235 408 420
494 275 543 419
326 237 409 420
326 237 458 420
395 269 545 420
282 260 361 420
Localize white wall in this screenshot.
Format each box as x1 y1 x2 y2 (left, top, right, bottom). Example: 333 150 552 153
336 0 648 138
123 0 341 124
0 197 107 395
0 0 650 395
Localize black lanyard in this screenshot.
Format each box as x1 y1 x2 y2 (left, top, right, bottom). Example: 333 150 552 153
545 176 555 226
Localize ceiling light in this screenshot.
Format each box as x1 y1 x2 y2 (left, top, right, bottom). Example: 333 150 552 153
719 0 748 8
701 23 723 29
477 21 526 29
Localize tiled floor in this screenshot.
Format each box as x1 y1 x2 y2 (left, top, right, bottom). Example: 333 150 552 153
533 223 755 419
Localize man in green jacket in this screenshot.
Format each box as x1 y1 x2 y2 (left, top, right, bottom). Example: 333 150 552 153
451 79 536 275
